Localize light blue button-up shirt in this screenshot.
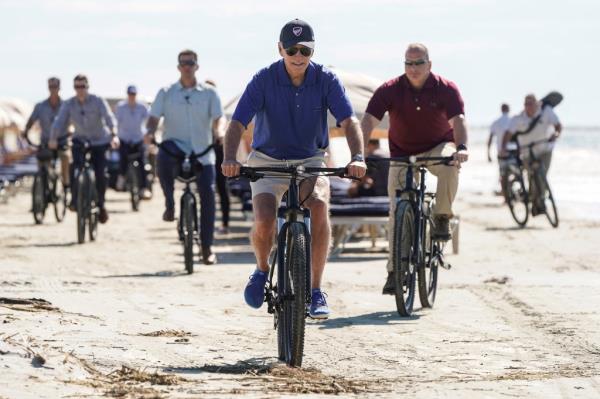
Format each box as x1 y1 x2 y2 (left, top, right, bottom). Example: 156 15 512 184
27 98 66 143
150 81 223 165
115 100 149 143
51 94 115 146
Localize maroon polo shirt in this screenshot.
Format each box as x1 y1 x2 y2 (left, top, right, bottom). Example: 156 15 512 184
366 73 464 156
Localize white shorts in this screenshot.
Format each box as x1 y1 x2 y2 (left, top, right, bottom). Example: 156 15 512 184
246 150 330 203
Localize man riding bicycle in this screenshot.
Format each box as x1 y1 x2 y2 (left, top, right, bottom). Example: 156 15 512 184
145 49 224 265
221 19 367 319
22 77 70 190
501 94 562 216
115 85 151 200
360 43 469 295
49 74 119 224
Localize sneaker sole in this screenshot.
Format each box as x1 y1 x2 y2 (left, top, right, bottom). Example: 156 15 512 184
309 313 330 320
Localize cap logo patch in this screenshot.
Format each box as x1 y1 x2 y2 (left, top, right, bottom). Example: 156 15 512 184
292 26 302 36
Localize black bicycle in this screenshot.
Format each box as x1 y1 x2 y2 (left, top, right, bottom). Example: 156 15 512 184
369 156 454 316
124 143 145 212
27 139 68 224
501 135 558 228
159 143 213 274
73 140 99 244
237 165 350 367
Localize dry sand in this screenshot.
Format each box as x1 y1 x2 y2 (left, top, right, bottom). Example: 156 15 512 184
1 184 600 398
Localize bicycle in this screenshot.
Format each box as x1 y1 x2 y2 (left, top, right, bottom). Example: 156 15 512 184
159 142 214 274
73 140 100 244
237 165 351 367
368 156 454 316
26 138 68 225
124 142 146 212
501 135 558 228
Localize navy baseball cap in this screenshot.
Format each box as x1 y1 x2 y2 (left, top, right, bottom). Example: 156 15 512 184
126 85 137 94
279 19 314 49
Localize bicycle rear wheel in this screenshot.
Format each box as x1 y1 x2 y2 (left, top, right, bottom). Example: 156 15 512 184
418 215 438 308
88 170 99 241
277 222 307 367
32 173 47 224
76 172 87 244
393 201 416 317
53 177 67 222
535 172 559 228
182 193 195 274
502 169 529 227
128 163 140 212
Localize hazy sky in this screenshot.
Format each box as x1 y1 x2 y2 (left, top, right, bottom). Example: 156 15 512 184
1 0 598 126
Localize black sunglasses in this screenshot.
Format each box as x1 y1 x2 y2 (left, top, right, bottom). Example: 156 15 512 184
404 59 428 67
48 85 59 89
74 84 87 89
285 46 313 57
179 59 197 67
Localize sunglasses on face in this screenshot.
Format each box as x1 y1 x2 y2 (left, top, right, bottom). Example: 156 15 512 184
179 59 197 67
285 46 313 57
404 59 428 67
74 84 87 89
48 85 59 89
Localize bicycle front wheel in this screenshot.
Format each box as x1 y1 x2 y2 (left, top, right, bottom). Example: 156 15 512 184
32 173 47 224
128 163 140 212
53 177 67 222
502 169 529 228
418 215 438 308
182 194 195 274
76 172 87 244
88 170 99 241
277 222 308 367
393 201 416 317
535 171 559 228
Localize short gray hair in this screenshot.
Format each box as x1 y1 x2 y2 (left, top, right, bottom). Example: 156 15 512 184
406 43 429 60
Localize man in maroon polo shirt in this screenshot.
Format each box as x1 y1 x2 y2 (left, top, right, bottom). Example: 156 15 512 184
361 43 469 295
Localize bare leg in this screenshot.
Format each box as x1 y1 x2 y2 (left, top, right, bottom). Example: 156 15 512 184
251 193 277 272
306 198 331 289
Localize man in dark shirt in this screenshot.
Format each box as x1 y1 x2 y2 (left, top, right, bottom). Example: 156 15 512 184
361 43 469 295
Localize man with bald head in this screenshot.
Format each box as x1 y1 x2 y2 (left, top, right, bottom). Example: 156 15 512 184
361 43 469 295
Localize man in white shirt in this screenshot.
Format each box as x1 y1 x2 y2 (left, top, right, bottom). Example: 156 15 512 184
487 103 512 195
115 85 151 199
502 94 562 214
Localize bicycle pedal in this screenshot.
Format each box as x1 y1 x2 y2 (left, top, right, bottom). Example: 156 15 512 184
440 260 451 270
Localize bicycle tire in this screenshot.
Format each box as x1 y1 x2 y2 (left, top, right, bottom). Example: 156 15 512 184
535 171 559 228
53 177 67 222
88 170 99 241
182 193 195 274
418 214 438 308
502 169 529 228
32 173 47 224
128 163 140 212
76 171 87 244
393 201 416 317
277 222 307 367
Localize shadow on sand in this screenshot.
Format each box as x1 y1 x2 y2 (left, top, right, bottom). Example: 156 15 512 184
316 311 421 329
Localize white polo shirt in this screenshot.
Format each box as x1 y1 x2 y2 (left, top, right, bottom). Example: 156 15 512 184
490 113 513 155
508 105 560 156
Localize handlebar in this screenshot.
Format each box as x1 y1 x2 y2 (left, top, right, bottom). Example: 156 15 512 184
367 156 454 167
236 166 355 182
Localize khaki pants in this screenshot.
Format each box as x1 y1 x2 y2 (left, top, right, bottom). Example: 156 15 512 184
523 150 552 206
386 141 459 271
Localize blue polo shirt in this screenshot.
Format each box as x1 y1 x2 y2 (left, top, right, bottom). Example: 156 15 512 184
232 60 354 160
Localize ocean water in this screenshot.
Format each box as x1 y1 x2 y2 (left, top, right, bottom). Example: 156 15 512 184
329 127 600 221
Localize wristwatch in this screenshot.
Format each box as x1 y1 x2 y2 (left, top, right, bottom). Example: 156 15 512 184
456 144 468 152
351 154 365 162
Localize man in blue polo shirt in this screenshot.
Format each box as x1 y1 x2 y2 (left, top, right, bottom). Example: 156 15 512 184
222 19 366 319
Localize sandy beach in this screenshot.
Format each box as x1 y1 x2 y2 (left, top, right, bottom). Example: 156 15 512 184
1 164 600 398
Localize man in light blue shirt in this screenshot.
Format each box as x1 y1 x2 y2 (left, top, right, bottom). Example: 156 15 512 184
22 77 70 189
50 74 119 224
115 85 150 198
145 49 224 265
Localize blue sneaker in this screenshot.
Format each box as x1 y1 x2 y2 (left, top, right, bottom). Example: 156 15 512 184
309 289 330 319
244 269 268 309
